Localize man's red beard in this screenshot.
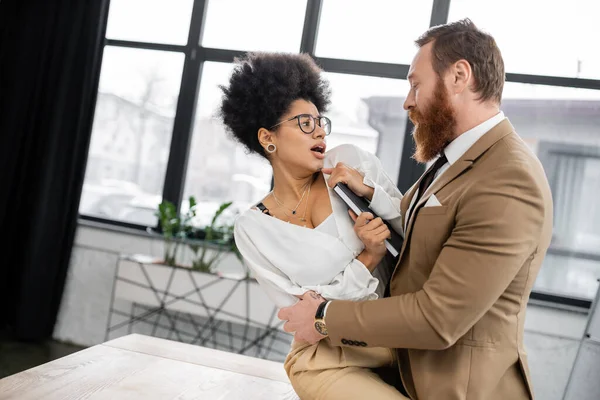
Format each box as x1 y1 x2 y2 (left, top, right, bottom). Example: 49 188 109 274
408 79 457 163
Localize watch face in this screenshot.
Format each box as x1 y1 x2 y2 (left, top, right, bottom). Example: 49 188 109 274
314 321 328 336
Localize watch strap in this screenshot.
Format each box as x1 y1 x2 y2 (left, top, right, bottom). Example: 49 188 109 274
315 300 329 320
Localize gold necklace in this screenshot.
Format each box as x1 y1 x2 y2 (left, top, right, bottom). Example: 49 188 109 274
300 182 311 225
272 180 312 225
271 181 310 216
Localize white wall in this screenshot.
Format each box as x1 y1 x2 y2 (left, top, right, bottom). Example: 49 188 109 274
53 222 246 347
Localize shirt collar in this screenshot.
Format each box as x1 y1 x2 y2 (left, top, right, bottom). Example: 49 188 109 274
444 111 505 166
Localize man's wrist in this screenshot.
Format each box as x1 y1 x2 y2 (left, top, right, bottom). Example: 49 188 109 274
314 300 330 336
315 300 329 319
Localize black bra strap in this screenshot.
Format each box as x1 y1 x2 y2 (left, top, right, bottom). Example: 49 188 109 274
256 202 272 216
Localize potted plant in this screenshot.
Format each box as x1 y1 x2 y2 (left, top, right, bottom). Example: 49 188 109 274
154 196 240 272
155 199 184 266
187 201 241 273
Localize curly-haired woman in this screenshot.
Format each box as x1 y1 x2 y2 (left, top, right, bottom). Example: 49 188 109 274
222 52 406 399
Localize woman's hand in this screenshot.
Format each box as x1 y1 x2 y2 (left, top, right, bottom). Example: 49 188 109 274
321 162 375 200
351 210 391 271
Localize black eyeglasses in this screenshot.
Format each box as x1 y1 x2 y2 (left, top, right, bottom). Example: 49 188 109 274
270 114 332 136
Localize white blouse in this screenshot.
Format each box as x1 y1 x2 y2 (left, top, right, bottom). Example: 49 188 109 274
234 144 404 308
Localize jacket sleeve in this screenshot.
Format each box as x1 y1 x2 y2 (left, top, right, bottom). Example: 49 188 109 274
325 165 547 349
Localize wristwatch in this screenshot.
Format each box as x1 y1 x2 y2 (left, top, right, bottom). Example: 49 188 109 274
314 300 330 336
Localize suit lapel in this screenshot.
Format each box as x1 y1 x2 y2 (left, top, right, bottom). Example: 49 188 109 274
402 159 473 243
395 118 516 267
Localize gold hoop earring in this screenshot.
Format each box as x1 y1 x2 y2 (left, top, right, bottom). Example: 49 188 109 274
266 144 277 153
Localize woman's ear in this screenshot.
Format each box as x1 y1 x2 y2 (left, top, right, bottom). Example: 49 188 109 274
258 127 274 149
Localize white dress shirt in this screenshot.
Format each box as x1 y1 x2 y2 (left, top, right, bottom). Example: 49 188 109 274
404 111 506 230
234 144 404 308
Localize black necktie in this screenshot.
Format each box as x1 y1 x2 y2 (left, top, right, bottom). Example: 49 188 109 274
407 154 448 220
383 154 448 299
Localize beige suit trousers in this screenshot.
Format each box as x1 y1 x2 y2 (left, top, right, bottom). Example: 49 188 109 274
284 338 408 400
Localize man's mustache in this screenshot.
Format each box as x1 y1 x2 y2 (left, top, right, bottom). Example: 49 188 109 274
408 109 423 125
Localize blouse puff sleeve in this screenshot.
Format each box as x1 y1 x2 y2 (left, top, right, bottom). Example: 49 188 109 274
331 144 404 237
234 218 379 309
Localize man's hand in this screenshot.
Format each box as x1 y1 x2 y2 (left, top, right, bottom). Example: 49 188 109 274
321 162 375 200
278 291 327 345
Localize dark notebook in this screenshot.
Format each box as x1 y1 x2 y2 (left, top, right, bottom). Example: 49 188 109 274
333 183 402 257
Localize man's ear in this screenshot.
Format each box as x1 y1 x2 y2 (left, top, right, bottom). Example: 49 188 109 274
451 59 472 95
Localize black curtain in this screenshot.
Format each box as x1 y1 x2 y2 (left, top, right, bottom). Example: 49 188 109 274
0 0 109 340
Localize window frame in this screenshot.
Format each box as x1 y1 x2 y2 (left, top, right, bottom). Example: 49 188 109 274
79 0 600 308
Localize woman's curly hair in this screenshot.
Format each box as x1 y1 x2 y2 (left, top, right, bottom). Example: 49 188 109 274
219 52 331 159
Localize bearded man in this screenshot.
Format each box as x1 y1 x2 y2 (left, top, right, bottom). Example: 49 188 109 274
278 18 553 400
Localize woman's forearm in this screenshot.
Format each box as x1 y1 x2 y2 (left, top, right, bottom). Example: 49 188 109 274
356 249 383 272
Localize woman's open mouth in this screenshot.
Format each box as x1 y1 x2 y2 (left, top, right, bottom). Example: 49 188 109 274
311 144 326 159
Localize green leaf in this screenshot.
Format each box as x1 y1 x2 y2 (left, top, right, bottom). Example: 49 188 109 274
210 201 232 228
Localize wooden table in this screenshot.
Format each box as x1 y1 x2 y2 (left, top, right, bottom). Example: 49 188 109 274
0 334 298 399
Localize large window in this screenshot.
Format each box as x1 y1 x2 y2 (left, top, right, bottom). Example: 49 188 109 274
79 47 184 226
316 0 434 64
201 0 308 52
80 0 600 306
499 83 600 300
449 0 600 79
106 0 194 45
